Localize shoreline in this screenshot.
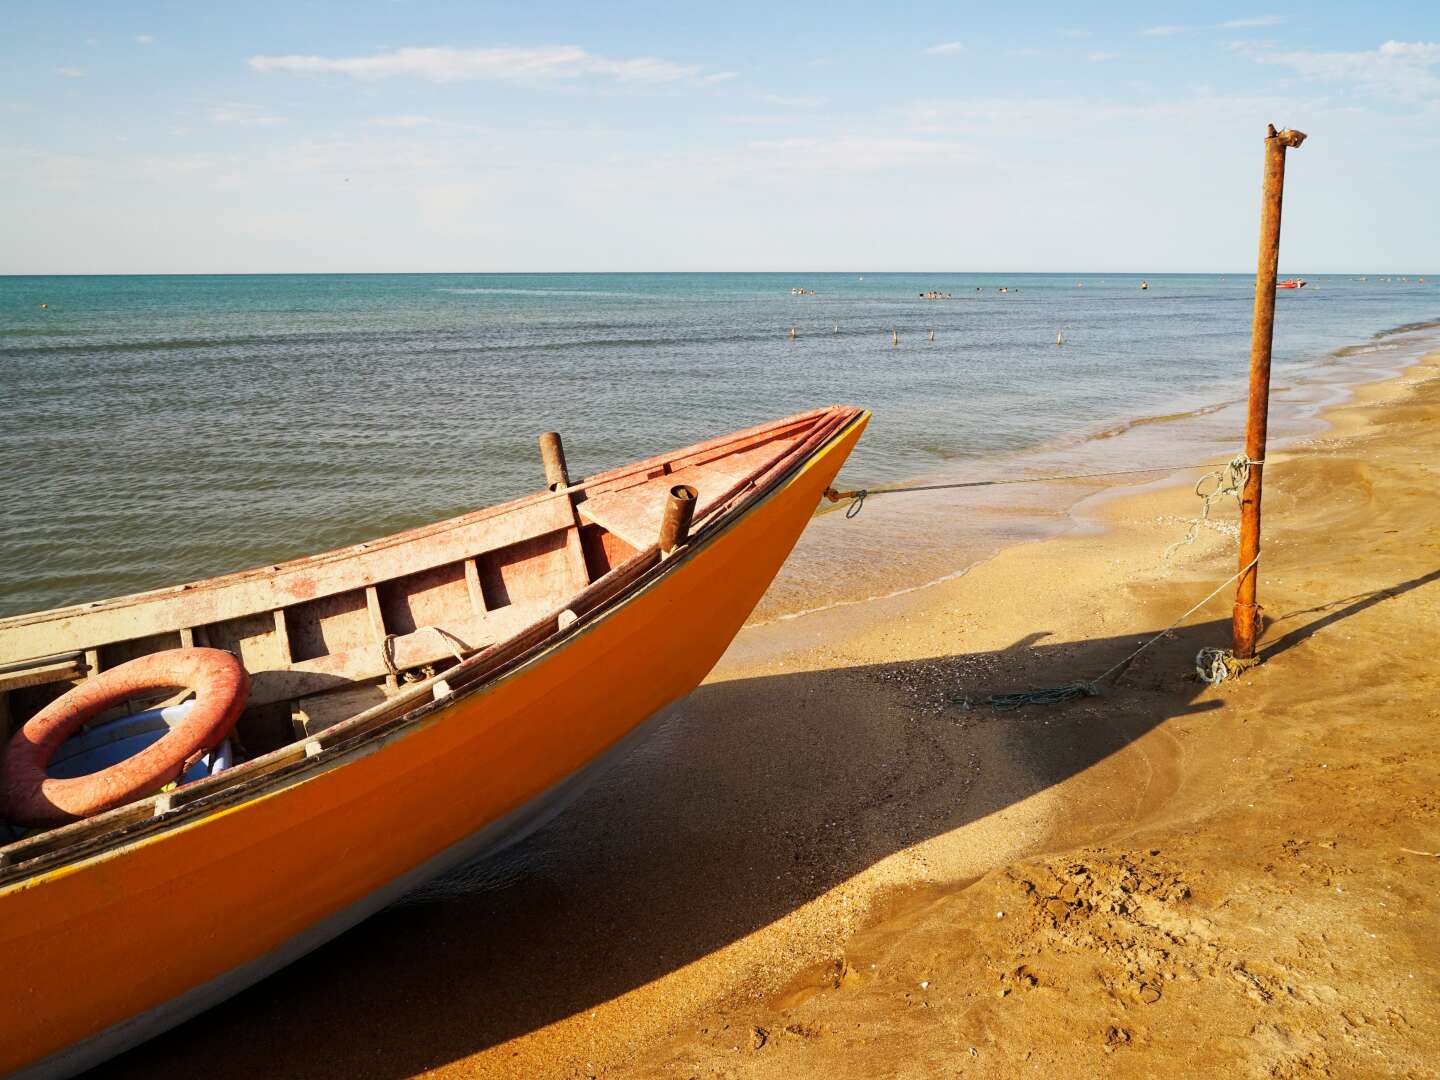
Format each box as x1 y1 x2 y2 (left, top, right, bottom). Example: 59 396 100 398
98 332 1440 1077
747 316 1438 645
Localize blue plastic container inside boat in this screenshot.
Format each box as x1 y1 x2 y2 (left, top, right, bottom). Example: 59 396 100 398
47 699 233 783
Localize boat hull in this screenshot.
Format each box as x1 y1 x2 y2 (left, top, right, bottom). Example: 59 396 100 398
0 411 868 1078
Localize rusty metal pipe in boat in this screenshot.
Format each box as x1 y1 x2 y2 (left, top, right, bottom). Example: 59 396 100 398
659 485 698 554
539 432 571 491
1233 123 1306 660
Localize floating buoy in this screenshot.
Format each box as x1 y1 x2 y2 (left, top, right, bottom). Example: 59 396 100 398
39 303 48 309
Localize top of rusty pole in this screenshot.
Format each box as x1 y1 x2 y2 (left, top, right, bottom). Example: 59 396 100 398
1265 123 1307 148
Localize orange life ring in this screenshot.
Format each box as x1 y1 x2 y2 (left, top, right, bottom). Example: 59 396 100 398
1 648 249 828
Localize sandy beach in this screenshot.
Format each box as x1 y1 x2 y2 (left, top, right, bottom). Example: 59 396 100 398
96 342 1439 1080
621 351 1440 1079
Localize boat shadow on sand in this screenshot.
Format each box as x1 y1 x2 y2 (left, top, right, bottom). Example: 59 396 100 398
99 570 1437 1078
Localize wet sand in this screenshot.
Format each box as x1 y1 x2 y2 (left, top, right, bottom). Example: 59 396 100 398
100 352 1440 1079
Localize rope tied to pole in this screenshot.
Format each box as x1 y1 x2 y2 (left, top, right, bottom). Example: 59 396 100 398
824 449 1276 708
1194 646 1260 686
821 457 1268 519
1162 454 1262 561
981 553 1262 709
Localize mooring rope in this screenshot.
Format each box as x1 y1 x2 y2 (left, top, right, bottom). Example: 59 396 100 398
829 450 1276 707
984 554 1261 710
1162 455 1259 561
822 458 1262 519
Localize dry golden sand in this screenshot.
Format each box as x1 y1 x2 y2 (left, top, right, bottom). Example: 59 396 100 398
102 355 1439 1079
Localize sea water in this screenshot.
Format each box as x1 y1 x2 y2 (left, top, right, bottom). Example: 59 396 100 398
1 272 1436 619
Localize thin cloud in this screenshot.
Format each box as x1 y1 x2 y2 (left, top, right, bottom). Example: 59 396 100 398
248 45 699 83
56 66 87 78
902 93 1286 140
136 34 156 45
1234 39 1440 103
1088 51 1122 62
208 103 287 126
1059 29 1092 39
761 93 825 107
1221 16 1285 29
724 114 794 126
370 114 441 128
1142 26 1188 36
924 41 966 55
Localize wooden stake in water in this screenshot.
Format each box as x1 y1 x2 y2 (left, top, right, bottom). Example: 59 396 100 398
1234 123 1306 660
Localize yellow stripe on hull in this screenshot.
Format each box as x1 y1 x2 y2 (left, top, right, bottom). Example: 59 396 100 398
0 411 868 1077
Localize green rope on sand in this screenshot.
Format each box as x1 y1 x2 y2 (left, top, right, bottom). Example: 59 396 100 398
987 682 1098 711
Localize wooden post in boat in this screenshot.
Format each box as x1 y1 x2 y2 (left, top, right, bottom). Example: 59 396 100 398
539 432 570 491
1233 123 1306 660
659 485 698 553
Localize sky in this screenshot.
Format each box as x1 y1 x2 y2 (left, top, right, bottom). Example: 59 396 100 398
2 2 1437 274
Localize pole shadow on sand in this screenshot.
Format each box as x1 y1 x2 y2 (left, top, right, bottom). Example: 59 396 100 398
97 568 1438 1078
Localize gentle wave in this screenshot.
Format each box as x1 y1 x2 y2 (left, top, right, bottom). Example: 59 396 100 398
1090 398 1240 441
1373 318 1440 339
747 563 975 628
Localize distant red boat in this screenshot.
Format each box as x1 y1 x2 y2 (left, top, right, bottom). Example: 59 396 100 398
1276 278 1307 289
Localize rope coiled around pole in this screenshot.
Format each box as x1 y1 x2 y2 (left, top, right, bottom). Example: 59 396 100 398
1162 454 1261 561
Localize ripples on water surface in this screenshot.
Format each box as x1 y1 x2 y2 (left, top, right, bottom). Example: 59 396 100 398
1 272 1436 619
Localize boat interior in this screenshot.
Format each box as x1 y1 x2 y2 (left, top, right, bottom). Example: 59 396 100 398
0 407 857 872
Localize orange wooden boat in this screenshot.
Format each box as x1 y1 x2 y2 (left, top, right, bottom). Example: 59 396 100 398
0 405 868 1077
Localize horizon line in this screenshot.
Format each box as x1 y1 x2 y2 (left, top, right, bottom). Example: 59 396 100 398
4 269 1435 278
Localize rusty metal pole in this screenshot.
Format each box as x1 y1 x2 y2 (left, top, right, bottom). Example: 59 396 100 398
659 485 698 553
1233 124 1306 659
539 432 570 491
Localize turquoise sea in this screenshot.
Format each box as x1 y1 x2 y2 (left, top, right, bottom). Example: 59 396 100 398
1 272 1436 619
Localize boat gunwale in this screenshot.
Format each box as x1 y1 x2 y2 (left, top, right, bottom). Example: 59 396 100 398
0 407 835 636
0 406 866 889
